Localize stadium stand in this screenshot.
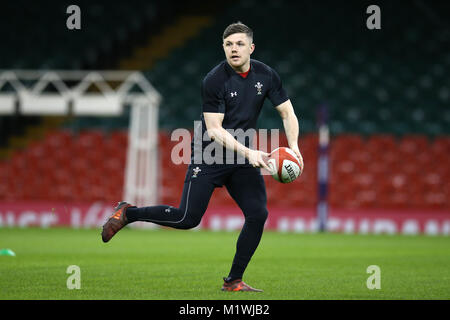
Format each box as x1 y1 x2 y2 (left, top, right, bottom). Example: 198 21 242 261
0 0 175 70
143 0 450 135
0 0 449 211
0 129 448 209
0 0 194 149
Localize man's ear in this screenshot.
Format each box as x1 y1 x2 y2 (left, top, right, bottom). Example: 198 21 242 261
223 41 229 55
250 43 255 54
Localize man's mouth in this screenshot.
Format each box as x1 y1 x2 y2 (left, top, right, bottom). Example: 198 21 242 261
231 55 240 60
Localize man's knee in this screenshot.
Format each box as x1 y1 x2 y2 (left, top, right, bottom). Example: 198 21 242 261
177 214 202 230
245 207 268 225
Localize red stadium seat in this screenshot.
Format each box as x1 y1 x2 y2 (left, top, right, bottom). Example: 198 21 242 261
44 130 73 149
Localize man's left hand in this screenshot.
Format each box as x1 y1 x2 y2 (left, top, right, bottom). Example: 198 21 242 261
289 145 304 167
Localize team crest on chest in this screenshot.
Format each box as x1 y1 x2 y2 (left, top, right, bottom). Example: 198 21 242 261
255 82 263 95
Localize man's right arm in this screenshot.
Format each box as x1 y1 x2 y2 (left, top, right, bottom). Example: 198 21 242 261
203 112 270 170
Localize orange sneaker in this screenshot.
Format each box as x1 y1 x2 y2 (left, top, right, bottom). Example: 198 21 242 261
221 278 263 292
101 201 134 243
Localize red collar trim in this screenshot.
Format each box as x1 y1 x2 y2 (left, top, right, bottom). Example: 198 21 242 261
238 66 251 78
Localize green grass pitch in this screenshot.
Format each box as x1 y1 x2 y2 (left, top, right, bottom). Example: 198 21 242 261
0 227 449 300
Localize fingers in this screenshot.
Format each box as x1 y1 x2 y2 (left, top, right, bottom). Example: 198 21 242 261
256 153 272 171
290 146 302 162
260 160 271 172
248 150 272 170
253 162 270 171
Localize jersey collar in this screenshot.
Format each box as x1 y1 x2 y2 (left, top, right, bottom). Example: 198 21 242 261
225 59 254 79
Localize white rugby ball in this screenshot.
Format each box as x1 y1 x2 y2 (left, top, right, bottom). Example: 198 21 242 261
267 147 304 183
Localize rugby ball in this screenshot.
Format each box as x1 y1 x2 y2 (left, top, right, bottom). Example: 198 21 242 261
267 147 304 183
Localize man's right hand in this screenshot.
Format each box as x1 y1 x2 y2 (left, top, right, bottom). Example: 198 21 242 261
247 149 271 171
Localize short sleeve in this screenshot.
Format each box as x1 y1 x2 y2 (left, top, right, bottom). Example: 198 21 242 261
267 67 289 107
202 76 225 113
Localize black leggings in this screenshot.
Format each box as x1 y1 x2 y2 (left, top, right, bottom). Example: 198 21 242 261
126 164 268 279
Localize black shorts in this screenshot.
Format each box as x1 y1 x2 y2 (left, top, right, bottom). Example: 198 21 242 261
159 164 268 229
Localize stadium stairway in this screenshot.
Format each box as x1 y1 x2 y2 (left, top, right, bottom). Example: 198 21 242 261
0 116 68 160
118 15 214 70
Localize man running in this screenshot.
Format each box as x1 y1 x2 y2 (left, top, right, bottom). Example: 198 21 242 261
102 22 301 292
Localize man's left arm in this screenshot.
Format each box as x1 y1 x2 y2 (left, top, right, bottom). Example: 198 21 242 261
275 100 302 161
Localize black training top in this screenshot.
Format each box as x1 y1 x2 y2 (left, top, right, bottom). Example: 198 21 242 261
191 59 289 165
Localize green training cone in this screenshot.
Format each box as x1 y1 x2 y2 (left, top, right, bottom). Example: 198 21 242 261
0 249 16 256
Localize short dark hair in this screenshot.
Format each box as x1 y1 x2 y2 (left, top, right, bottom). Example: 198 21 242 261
223 22 253 42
